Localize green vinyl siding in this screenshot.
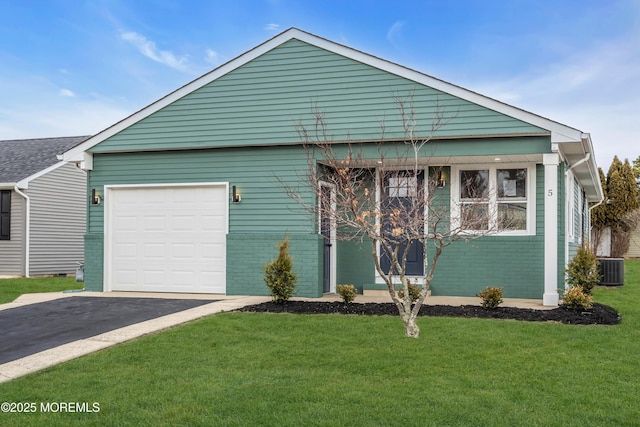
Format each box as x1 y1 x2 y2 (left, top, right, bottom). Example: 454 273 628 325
84 145 322 295
91 39 546 154
87 146 316 234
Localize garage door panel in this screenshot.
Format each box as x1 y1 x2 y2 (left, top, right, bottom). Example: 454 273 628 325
143 243 165 259
115 269 138 286
114 242 138 258
172 243 195 259
109 185 227 294
115 215 138 231
143 216 166 231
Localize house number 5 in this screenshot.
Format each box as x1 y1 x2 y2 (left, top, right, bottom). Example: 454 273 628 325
548 189 553 196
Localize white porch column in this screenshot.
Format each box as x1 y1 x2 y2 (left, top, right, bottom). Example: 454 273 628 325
543 153 560 306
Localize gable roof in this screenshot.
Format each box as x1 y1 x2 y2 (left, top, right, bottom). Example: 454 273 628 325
63 28 592 163
0 136 90 185
60 28 601 201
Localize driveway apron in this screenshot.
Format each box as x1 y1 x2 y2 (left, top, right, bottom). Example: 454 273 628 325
0 297 216 364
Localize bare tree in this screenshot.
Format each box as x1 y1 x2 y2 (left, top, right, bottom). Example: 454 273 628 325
291 95 501 338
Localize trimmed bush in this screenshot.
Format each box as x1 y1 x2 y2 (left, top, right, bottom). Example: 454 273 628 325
478 286 504 309
336 284 358 304
397 281 421 302
264 237 297 304
566 245 600 295
562 286 593 311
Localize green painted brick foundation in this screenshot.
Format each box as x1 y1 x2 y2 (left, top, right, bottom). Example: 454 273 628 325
336 239 375 294
429 237 544 299
83 233 104 291
226 232 323 297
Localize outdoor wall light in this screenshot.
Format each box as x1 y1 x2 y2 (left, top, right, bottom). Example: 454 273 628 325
436 170 446 188
91 188 103 205
232 185 242 203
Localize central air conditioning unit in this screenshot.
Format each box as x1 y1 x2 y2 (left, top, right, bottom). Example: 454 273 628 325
597 258 625 286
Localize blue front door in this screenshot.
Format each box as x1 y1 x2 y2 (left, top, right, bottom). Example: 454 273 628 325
380 171 425 276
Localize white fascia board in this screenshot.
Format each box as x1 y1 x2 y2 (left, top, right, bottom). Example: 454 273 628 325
556 132 603 203
0 182 17 190
580 133 604 202
15 161 70 190
62 27 586 162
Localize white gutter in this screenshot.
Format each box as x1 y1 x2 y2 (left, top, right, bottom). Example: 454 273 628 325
13 186 30 277
589 198 605 214
565 152 591 175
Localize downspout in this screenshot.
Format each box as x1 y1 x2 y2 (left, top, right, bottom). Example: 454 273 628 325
13 186 30 277
565 151 595 247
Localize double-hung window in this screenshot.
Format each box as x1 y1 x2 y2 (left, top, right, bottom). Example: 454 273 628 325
496 168 528 231
455 165 534 235
460 169 490 230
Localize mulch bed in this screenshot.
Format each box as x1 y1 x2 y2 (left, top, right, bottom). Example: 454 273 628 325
237 301 621 325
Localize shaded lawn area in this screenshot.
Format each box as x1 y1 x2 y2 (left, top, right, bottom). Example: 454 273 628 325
0 261 639 426
0 277 82 305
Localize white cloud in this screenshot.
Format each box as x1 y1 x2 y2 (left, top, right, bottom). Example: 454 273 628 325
59 88 75 97
0 100 131 140
205 48 218 64
265 23 280 32
120 30 190 72
466 34 640 168
387 21 405 48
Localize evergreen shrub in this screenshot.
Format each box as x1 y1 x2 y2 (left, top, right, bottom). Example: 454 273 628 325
263 237 297 304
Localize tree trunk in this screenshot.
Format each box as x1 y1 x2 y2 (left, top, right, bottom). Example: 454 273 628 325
401 313 420 338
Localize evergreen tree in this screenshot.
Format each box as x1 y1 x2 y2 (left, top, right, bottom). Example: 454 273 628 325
607 167 627 224
600 156 639 226
634 156 640 202
632 156 640 181
622 158 639 211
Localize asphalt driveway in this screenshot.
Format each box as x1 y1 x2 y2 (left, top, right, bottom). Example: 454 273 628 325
0 296 216 364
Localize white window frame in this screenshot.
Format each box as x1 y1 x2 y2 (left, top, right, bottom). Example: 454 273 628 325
451 163 536 236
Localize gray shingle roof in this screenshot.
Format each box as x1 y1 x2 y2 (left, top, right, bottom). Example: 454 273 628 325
0 136 91 183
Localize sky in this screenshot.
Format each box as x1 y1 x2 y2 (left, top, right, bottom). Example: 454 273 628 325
1 0 639 170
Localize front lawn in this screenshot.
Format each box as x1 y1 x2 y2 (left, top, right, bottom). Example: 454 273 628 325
0 277 82 304
0 261 638 426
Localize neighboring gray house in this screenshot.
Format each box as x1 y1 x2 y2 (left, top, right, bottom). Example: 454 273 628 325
0 136 89 276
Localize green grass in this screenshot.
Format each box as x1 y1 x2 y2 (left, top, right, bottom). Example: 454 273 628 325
1 261 639 426
0 276 82 304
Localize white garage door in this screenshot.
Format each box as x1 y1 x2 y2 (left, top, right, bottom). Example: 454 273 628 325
106 184 227 294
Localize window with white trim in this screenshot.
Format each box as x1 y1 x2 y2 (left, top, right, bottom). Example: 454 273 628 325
460 169 490 230
454 165 535 235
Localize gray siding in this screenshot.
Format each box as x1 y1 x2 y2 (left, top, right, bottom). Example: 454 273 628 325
28 163 86 275
0 191 26 275
625 227 640 258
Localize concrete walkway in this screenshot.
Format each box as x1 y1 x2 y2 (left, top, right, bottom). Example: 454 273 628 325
0 291 548 383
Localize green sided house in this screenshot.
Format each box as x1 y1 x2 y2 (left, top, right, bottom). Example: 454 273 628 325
62 28 602 306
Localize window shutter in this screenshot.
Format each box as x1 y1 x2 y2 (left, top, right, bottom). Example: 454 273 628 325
0 190 10 240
